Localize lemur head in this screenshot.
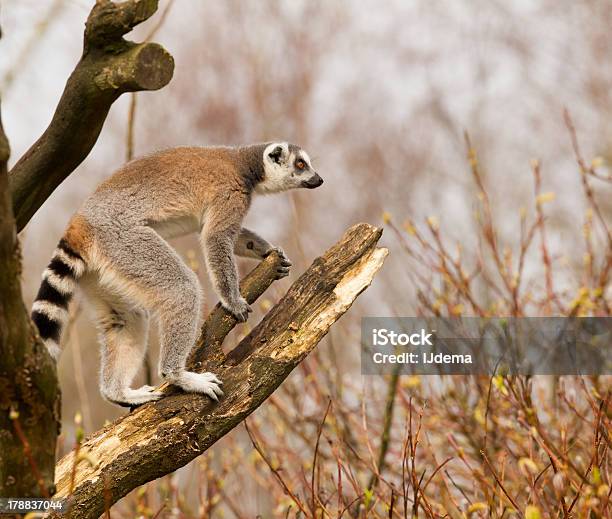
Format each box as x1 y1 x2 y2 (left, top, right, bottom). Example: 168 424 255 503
257 142 323 194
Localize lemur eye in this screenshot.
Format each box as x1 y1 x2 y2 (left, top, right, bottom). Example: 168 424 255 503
296 160 306 170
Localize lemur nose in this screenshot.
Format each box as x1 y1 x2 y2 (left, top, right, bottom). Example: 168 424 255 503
302 175 322 189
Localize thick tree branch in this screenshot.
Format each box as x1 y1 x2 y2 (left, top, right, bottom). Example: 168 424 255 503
53 223 387 518
0 98 60 497
8 0 174 231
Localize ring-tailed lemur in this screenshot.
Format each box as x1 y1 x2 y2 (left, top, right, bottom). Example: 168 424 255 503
31 142 323 407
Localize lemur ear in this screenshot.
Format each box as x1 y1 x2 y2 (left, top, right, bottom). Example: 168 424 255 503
268 145 284 164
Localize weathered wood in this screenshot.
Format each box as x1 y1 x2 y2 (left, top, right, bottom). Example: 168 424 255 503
53 223 387 518
8 0 174 231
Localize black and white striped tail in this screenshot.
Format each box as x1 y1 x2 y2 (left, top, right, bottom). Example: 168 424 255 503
31 238 86 360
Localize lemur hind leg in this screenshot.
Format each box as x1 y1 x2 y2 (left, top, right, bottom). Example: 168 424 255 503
94 299 160 407
94 225 223 403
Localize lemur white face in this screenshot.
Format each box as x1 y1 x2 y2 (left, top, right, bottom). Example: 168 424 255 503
257 142 323 194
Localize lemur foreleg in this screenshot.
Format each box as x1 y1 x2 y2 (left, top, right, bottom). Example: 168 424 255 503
234 227 292 279
202 222 252 321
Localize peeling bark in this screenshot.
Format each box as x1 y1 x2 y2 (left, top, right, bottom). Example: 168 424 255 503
53 223 387 518
8 0 174 231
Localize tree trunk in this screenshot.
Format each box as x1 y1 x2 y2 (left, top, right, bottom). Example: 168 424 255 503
0 103 60 497
53 223 387 518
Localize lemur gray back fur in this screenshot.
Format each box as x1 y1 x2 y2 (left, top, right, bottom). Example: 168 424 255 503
31 142 322 407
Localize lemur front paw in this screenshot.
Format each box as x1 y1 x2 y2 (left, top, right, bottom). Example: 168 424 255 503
265 246 292 279
165 371 224 402
223 296 252 322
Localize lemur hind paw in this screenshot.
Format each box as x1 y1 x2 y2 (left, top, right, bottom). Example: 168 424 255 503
107 386 164 407
166 371 224 402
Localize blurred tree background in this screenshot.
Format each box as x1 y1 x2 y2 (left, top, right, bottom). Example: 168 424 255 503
2 0 611 516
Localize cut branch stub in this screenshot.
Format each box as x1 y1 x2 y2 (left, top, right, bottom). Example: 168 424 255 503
84 0 160 50
9 0 174 231
53 223 387 519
